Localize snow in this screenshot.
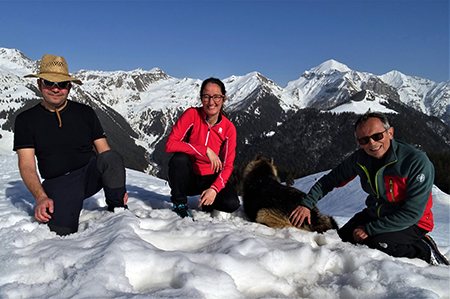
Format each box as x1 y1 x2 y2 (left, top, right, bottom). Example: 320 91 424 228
329 99 397 115
0 154 449 298
0 131 13 155
0 48 36 78
309 59 352 75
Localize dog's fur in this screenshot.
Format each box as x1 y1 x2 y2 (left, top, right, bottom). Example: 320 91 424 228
242 153 338 233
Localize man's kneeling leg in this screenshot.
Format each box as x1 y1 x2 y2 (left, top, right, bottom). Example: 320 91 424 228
363 225 429 261
43 171 86 236
96 150 127 209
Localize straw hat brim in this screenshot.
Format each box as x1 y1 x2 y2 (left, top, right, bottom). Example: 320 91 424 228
24 73 83 85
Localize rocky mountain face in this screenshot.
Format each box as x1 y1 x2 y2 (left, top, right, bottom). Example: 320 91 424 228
1 48 449 182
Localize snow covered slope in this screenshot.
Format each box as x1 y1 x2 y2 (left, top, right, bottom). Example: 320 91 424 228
0 154 448 298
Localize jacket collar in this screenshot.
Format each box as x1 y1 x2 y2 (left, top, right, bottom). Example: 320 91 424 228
385 138 398 164
200 108 222 126
356 138 398 165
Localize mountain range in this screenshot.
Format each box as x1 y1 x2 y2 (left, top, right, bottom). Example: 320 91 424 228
1 47 449 183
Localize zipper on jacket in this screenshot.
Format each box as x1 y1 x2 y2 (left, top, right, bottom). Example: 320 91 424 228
358 160 397 218
377 203 385 218
203 113 220 147
358 160 397 197
389 179 395 202
205 127 210 146
357 163 376 196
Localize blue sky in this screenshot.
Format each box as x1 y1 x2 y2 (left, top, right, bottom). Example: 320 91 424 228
1 0 448 86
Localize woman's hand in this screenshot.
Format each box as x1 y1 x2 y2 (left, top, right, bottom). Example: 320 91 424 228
206 147 222 173
198 188 217 207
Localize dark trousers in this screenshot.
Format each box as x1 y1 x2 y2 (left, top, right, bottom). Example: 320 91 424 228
42 150 126 235
338 210 430 262
168 152 240 213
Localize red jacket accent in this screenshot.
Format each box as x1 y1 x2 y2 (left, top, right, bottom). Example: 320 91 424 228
383 174 434 231
165 107 237 192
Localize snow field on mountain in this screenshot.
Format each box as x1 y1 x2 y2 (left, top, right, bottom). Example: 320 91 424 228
0 154 449 299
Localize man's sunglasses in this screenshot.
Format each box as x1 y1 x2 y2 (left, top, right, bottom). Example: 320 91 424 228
357 129 388 145
40 79 71 89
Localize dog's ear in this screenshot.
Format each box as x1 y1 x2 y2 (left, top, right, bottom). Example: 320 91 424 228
270 157 274 165
254 152 263 160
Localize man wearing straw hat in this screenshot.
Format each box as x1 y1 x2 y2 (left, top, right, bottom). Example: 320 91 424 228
13 54 128 236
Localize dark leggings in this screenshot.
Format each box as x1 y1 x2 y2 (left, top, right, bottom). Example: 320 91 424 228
168 152 240 213
338 210 430 262
42 150 126 235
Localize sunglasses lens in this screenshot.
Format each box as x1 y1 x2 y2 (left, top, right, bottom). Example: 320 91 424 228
42 79 54 87
372 133 384 142
358 137 370 145
357 130 387 145
57 81 70 89
41 79 70 89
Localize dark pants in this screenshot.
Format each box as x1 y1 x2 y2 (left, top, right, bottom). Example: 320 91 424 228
168 152 240 213
42 150 126 236
338 210 430 262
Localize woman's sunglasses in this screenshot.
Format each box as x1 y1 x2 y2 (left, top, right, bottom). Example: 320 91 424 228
40 79 71 89
357 129 388 145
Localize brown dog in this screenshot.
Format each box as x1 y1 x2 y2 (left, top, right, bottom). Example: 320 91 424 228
242 153 338 233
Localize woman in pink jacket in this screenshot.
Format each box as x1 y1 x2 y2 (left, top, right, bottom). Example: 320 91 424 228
165 78 240 218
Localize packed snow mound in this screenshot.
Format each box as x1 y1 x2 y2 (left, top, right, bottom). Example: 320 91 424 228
0 155 449 298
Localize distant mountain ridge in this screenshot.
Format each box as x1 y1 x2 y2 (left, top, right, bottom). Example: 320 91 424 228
1 47 449 181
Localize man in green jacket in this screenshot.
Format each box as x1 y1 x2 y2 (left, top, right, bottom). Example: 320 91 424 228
290 111 448 265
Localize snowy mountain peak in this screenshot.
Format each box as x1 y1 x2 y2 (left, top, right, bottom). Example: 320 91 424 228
225 71 284 109
72 67 172 93
1 47 450 166
0 47 37 75
309 59 352 75
226 71 269 85
379 70 409 86
0 48 30 63
225 71 280 95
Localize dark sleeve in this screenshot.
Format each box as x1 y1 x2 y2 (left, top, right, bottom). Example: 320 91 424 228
301 153 359 209
13 112 34 150
90 108 107 141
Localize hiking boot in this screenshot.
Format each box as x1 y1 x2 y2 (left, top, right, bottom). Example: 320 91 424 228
172 203 192 219
422 235 450 266
202 204 214 213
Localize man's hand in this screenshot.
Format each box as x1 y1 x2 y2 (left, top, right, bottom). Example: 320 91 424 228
35 197 54 223
206 147 222 173
289 205 311 227
17 148 54 223
198 188 217 207
353 225 368 243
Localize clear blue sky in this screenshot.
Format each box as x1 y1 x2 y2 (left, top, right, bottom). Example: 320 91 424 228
1 0 448 86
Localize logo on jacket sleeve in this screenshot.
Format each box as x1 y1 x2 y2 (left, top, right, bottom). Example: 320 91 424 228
416 174 426 183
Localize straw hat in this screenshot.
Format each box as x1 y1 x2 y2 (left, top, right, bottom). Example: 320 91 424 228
24 54 83 85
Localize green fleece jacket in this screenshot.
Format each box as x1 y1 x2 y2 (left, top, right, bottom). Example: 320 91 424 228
301 139 435 236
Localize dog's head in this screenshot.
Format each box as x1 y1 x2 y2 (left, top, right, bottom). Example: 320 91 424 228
243 152 279 182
